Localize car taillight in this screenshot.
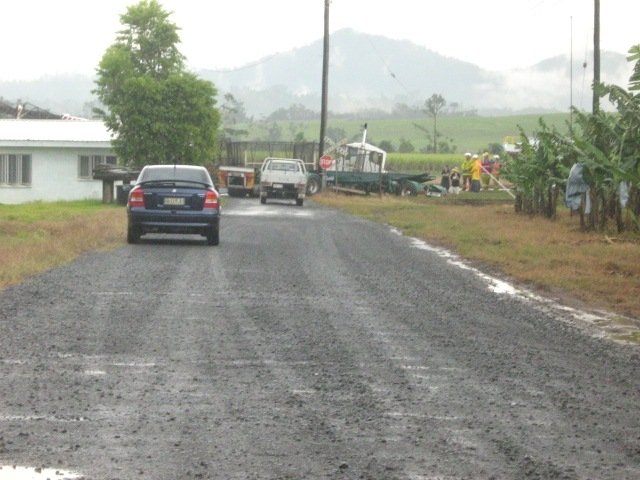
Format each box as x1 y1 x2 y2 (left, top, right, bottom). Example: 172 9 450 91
128 188 145 208
204 189 219 209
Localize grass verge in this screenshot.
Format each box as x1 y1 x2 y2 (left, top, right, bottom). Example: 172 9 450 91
0 201 126 289
312 191 640 342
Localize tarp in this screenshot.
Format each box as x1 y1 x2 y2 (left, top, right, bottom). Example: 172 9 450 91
565 163 591 214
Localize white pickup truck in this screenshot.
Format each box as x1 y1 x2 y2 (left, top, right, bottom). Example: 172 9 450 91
259 157 308 206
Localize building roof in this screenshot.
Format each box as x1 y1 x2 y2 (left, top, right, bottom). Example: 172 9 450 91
346 141 387 155
0 119 114 148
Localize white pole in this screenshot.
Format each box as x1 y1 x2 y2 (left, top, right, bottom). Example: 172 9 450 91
481 165 515 199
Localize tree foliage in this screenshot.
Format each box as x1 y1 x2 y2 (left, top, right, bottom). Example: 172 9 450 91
398 138 415 153
267 104 317 121
628 45 640 92
507 120 571 218
378 140 395 153
505 44 640 232
220 93 249 139
425 94 446 153
93 0 220 167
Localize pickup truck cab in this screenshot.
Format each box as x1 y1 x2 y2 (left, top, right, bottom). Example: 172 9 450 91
259 157 308 206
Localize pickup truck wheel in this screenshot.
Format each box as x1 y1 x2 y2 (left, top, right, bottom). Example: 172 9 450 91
306 176 320 195
296 198 304 207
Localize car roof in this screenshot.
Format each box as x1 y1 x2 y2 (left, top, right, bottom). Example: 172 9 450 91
142 164 207 171
138 164 212 184
264 157 303 163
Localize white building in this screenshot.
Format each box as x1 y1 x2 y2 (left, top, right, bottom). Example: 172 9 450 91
0 119 118 204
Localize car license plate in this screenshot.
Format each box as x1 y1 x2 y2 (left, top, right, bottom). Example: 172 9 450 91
164 197 185 206
273 183 283 189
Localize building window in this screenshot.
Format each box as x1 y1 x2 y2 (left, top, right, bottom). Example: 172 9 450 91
21 155 31 185
79 156 90 178
78 154 117 179
0 154 32 186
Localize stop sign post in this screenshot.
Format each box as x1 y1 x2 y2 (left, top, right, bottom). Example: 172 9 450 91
319 154 333 170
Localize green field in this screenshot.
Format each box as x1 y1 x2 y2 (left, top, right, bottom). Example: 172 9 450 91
240 112 572 155
386 153 456 172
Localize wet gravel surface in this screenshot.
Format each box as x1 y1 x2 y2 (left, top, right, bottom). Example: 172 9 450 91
0 197 638 480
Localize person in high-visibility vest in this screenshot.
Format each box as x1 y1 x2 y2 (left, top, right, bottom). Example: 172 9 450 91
461 152 473 191
470 154 482 192
480 152 492 190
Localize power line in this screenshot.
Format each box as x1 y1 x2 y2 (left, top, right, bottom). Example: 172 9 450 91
366 36 411 95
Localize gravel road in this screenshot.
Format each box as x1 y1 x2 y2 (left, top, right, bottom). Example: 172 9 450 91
0 197 638 480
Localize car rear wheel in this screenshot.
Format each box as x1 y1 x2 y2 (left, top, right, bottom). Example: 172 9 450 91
206 224 220 246
127 224 140 244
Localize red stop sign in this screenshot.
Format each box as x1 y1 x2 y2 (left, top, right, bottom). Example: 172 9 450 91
319 154 333 169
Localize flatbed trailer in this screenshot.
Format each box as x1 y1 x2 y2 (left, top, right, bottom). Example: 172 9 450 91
326 170 435 195
216 165 258 197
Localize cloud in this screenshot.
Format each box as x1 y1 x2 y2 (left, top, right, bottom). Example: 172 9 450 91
473 56 634 112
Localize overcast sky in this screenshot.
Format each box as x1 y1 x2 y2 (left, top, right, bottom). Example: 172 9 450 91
1 0 638 81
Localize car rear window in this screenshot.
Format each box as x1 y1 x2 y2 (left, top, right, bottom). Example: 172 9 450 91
269 161 300 172
138 166 212 185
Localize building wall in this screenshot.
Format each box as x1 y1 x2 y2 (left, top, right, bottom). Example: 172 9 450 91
0 146 117 204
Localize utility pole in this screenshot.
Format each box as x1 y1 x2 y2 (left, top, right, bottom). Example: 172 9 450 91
570 16 573 137
592 0 600 114
319 0 330 159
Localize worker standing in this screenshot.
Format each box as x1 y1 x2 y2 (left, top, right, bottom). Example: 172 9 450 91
481 152 492 190
490 155 502 190
462 152 473 191
470 154 482 192
440 165 451 191
449 167 462 195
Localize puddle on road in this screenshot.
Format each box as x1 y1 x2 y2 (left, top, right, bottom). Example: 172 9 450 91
0 466 81 479
224 205 314 217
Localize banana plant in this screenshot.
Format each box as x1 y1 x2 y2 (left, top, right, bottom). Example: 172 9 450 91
507 44 640 231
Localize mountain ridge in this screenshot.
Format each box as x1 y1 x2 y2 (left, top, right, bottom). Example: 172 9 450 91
0 29 633 118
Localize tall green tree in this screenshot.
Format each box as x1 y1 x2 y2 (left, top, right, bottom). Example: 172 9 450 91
94 0 220 167
424 94 446 153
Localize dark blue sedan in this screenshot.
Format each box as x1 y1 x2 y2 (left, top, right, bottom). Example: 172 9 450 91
126 164 221 245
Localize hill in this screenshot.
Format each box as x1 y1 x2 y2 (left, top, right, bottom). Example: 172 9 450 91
201 28 489 116
0 75 97 118
0 29 633 118
201 29 631 116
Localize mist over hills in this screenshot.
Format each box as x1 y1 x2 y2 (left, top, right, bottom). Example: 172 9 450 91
0 29 633 118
